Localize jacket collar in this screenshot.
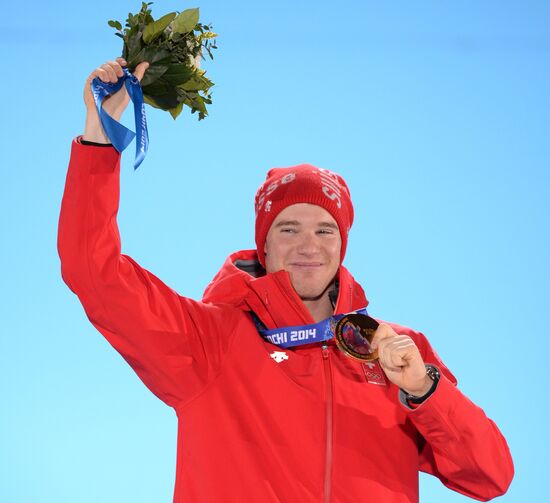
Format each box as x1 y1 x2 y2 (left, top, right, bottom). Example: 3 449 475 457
202 249 368 330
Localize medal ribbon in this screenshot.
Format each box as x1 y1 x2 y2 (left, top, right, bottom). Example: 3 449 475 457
90 68 149 169
255 307 369 349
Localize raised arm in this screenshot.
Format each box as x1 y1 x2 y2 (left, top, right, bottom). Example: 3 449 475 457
58 60 238 408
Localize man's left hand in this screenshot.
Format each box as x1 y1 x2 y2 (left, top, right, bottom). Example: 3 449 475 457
371 324 432 396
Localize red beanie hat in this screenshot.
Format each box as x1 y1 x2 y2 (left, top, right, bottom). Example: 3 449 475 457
254 164 354 267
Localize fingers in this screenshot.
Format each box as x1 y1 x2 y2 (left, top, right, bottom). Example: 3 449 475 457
86 63 119 86
133 61 150 82
86 58 149 85
371 323 397 349
372 324 419 371
379 336 418 371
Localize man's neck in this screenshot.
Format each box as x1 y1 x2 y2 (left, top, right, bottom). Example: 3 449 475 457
302 292 335 323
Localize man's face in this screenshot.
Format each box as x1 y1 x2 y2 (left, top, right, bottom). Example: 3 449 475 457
264 203 342 300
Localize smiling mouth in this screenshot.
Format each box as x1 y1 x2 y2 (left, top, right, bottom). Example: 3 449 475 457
290 262 324 268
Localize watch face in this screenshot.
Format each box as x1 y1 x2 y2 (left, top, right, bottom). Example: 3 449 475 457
334 314 379 362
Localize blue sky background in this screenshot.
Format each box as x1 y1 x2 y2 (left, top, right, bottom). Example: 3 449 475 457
1 1 548 501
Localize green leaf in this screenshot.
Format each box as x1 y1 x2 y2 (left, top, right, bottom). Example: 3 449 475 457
143 12 176 43
108 20 123 31
171 8 199 34
178 78 203 91
140 64 169 87
168 102 184 119
144 90 181 109
199 31 217 40
126 26 143 60
177 71 213 92
143 82 171 97
127 47 171 69
143 95 163 110
140 47 172 65
162 65 194 85
195 96 207 115
127 13 137 27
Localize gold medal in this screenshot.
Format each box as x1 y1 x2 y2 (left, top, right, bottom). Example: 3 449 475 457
334 314 379 362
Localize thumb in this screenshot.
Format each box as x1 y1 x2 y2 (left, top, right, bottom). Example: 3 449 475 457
371 323 396 351
133 61 150 82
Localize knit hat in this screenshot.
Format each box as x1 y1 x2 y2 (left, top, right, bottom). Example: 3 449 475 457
254 164 354 267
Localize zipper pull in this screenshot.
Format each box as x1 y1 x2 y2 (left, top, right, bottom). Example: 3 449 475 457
322 344 329 359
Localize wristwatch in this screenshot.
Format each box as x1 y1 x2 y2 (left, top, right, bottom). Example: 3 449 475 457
404 364 440 405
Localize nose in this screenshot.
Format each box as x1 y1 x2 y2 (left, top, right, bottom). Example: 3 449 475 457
296 231 320 256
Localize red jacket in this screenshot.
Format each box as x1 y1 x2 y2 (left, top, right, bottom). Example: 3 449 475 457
58 139 513 502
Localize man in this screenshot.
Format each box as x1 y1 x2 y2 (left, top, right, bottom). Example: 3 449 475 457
58 59 513 502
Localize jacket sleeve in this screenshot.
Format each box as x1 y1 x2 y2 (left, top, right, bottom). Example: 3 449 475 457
405 331 514 501
57 138 238 408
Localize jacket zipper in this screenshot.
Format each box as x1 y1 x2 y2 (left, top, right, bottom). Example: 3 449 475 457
322 344 333 503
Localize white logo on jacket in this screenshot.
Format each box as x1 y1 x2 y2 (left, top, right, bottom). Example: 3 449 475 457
270 351 289 363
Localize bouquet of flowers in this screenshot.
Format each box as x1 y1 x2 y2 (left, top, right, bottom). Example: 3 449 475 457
108 2 218 119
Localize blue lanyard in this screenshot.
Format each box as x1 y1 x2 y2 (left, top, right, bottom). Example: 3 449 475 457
255 307 369 349
90 68 149 169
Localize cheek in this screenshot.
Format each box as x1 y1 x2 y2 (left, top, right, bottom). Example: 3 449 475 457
264 238 287 272
328 239 342 258
264 252 276 274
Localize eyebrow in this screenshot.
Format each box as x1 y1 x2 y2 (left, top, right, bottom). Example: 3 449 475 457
274 220 339 229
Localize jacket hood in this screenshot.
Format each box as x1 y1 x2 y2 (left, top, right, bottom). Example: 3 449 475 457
202 249 368 330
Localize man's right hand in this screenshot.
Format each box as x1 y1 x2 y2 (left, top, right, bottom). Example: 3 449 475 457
83 58 149 144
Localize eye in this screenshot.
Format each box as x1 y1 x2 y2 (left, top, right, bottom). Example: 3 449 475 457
317 228 335 235
280 227 297 233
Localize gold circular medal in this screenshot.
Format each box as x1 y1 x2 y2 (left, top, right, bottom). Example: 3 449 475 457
334 314 379 362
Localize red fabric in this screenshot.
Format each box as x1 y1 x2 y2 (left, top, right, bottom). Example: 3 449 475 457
58 138 513 502
254 165 354 266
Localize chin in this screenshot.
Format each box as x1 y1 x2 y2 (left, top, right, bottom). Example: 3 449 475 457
294 284 330 301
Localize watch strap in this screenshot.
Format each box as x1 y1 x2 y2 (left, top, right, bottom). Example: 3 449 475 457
404 364 440 405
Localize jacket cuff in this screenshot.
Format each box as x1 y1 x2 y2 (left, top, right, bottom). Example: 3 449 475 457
71 137 121 173
79 137 113 147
